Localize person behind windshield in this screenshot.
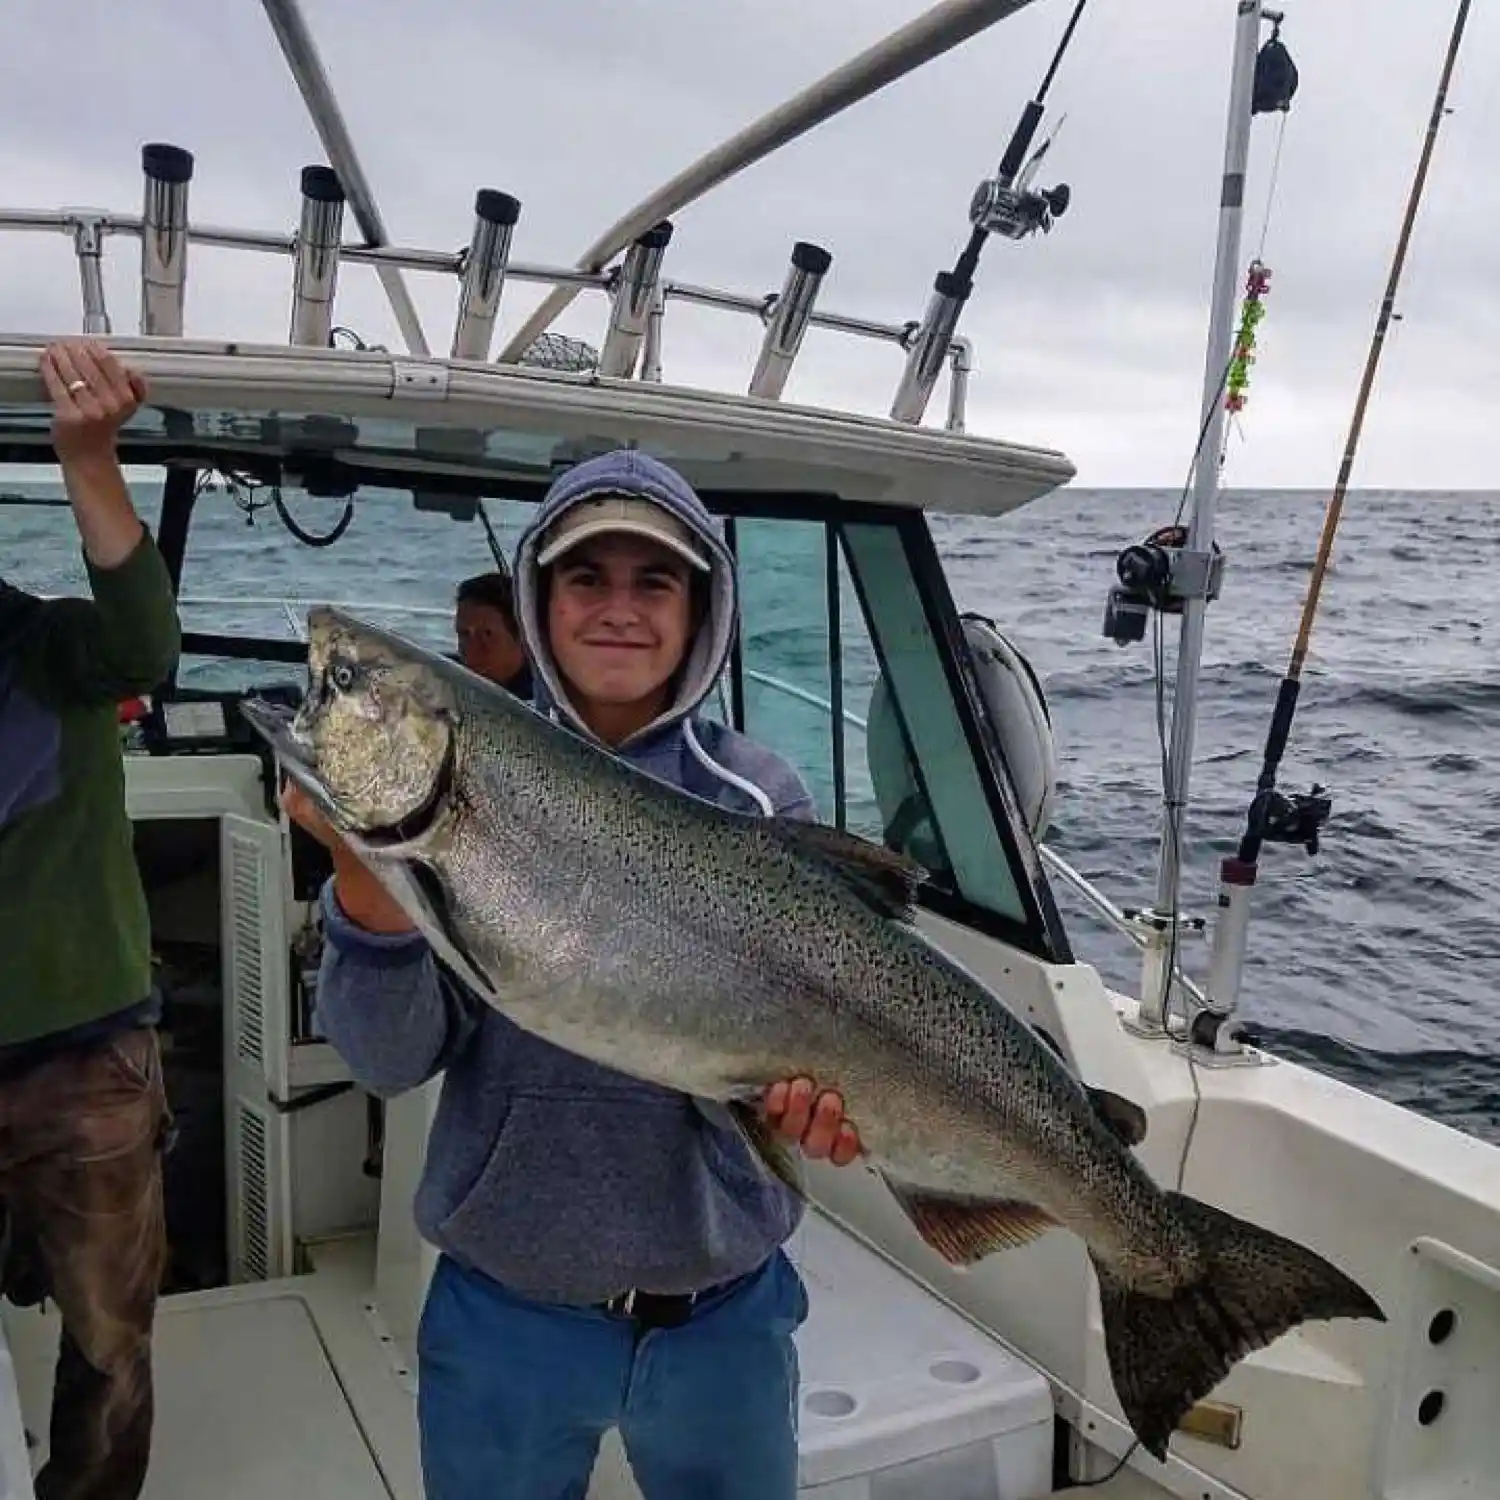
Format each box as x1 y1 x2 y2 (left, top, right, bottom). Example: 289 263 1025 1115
284 448 861 1500
453 568 531 697
0 339 181 1500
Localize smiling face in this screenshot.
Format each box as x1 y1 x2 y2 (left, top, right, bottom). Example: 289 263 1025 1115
544 534 696 745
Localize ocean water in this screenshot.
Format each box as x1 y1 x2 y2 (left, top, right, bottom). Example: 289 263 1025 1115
5 474 1497 1144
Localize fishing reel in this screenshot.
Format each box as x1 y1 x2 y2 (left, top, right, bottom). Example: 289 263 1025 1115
969 177 1071 241
1248 782 1332 857
1102 524 1225 646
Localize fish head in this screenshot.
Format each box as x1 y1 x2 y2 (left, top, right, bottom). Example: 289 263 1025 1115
297 605 458 836
245 606 458 841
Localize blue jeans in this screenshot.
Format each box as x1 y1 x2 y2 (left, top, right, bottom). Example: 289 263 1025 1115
416 1250 808 1500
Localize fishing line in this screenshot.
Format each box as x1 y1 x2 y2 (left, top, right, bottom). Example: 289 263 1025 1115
1255 104 1291 263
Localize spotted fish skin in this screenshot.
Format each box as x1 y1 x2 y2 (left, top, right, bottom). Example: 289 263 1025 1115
243 605 1386 1463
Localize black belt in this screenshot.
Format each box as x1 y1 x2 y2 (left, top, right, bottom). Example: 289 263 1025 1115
597 1274 741 1331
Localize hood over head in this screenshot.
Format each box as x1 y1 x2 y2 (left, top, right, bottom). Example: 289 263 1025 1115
512 449 736 749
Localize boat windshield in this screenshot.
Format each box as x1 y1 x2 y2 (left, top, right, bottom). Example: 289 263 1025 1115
0 441 1068 961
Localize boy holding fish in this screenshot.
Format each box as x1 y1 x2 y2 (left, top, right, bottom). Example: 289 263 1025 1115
283 449 860 1500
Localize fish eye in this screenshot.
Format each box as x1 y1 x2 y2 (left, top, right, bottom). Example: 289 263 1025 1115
328 660 358 692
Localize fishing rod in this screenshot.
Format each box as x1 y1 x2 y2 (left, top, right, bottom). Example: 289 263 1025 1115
499 0 1052 363
889 0 1088 423
956 0 1086 286
1201 0 1474 1026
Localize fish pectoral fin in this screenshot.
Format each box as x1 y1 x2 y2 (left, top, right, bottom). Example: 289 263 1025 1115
882 1178 1059 1266
768 819 926 919
1087 1086 1149 1147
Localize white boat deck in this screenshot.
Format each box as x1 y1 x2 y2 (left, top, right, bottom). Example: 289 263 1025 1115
4 1235 420 1500
2 1212 1061 1500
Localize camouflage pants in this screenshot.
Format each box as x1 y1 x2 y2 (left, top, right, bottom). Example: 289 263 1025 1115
0 1026 171 1500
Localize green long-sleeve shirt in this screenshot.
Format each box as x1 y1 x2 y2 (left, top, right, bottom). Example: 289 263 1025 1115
0 531 181 1050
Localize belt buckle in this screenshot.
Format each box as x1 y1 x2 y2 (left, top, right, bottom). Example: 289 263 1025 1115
607 1286 697 1329
601 1287 638 1318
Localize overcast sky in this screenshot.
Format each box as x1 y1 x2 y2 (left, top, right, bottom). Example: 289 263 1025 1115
4 0 1497 489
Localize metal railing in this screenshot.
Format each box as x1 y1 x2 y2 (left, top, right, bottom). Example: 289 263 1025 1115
2 0 1068 436
0 191 973 433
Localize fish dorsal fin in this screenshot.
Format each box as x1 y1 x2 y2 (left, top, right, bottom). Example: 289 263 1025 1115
1088 1086 1149 1148
882 1176 1059 1266
769 818 926 918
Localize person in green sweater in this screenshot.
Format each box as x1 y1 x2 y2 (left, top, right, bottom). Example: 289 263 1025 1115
0 339 182 1500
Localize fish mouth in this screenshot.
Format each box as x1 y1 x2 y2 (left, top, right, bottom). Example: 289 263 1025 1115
239 695 343 824
240 695 311 763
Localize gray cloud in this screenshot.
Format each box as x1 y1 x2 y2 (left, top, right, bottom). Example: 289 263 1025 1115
4 0 1497 486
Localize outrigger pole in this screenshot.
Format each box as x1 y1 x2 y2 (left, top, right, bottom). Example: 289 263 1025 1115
1202 0 1474 1023
496 0 1049 364
1132 0 1293 1040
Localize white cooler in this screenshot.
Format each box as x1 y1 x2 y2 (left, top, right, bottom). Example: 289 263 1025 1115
788 1211 1054 1499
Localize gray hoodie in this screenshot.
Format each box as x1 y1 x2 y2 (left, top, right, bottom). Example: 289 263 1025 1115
313 449 817 1305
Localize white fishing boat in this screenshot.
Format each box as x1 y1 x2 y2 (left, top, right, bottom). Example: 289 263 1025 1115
1 1 1494 1497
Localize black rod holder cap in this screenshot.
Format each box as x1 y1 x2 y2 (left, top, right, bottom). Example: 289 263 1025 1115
300 165 345 203
475 190 521 227
142 143 195 184
791 241 833 275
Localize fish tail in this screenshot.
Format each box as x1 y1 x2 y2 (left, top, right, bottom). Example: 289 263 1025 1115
1090 1192 1385 1463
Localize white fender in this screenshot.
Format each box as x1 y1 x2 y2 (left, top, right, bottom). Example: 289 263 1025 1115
864 616 1058 859
958 612 1058 840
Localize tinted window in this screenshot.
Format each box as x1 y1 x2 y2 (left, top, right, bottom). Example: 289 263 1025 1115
733 517 836 819
841 520 1031 927
721 507 1036 935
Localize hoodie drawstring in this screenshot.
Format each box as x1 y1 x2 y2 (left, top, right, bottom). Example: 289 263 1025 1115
551 705 777 819
684 719 776 818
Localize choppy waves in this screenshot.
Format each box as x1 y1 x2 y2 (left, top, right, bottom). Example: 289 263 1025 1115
939 487 1500 1142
